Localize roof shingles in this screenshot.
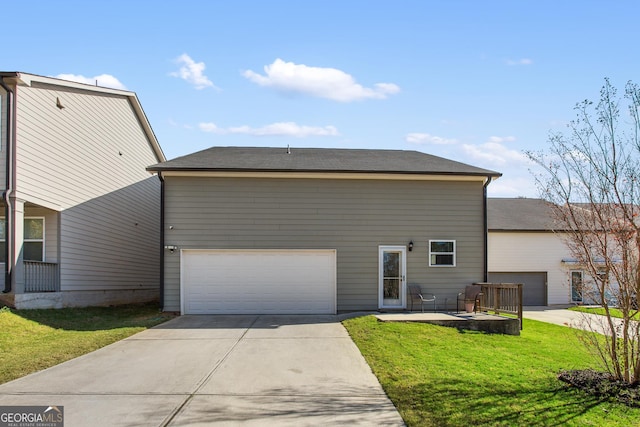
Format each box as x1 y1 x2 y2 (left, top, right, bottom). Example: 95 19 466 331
147 146 501 177
488 198 558 231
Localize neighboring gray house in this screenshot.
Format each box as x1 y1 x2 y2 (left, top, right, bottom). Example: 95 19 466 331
0 72 166 309
147 146 501 314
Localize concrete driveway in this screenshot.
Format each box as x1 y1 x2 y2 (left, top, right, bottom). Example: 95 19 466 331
0 315 404 427
523 306 632 336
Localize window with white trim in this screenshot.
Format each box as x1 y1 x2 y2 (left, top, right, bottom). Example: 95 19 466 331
0 217 45 262
429 240 456 267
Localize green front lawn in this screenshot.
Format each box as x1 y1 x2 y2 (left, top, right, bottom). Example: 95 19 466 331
0 303 176 384
343 316 639 427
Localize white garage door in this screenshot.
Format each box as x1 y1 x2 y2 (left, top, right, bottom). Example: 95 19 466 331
181 249 337 314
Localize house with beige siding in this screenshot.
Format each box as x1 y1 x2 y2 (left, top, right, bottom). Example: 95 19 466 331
147 146 501 314
0 72 165 309
487 197 604 306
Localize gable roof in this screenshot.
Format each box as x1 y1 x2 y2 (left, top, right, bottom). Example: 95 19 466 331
0 71 165 162
147 146 501 178
488 198 558 231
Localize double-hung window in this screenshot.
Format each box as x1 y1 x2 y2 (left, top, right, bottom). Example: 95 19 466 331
0 217 45 262
24 218 44 261
429 240 456 267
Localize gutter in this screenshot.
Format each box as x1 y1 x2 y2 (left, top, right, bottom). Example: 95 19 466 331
158 172 164 310
0 78 15 293
483 176 493 282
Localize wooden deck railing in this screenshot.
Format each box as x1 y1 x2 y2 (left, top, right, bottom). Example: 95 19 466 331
475 282 523 329
24 261 60 293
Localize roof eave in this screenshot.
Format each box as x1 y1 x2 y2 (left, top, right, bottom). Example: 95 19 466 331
146 166 501 177
146 168 500 182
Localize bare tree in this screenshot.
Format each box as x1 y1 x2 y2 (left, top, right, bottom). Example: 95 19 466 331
528 78 640 384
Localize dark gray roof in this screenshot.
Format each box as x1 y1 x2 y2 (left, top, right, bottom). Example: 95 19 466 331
147 146 501 177
488 198 559 231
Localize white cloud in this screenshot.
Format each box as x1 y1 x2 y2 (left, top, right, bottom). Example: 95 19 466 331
405 133 457 145
55 73 126 90
506 58 533 66
487 135 516 143
198 121 339 138
462 141 529 166
170 54 217 90
242 58 400 102
487 176 539 198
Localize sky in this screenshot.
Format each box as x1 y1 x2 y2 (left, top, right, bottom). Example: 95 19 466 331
3 0 639 197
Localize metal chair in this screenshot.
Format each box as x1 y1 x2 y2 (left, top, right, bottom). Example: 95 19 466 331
408 284 436 312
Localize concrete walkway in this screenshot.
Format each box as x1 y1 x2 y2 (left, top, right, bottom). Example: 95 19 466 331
0 315 405 427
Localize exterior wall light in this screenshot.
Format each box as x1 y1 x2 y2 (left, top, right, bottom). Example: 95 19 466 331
408 240 414 252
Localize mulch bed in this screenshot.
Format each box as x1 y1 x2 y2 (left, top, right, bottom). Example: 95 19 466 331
558 369 640 407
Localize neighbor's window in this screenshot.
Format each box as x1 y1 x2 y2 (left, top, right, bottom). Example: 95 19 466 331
24 218 44 261
0 217 44 262
429 240 456 267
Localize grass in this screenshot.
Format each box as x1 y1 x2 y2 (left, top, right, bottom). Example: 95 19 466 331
569 305 640 320
0 303 176 384
343 316 640 427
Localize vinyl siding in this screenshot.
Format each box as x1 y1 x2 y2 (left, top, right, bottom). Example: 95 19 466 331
14 82 161 292
15 82 158 209
0 87 7 191
488 232 571 304
164 176 487 312
59 177 160 291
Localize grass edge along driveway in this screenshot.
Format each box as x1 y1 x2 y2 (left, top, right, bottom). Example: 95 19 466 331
342 315 639 427
0 303 176 384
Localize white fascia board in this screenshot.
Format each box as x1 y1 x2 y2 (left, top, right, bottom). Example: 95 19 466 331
155 170 493 182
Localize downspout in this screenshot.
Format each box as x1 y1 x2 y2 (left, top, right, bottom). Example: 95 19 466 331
158 171 164 310
482 176 493 282
0 78 15 294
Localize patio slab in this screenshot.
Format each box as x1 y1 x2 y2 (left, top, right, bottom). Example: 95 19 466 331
376 312 521 335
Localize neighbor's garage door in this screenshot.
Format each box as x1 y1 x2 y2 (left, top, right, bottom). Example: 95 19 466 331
487 272 547 306
181 249 337 314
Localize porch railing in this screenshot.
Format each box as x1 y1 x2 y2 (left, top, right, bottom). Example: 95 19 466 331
476 282 523 329
24 261 60 293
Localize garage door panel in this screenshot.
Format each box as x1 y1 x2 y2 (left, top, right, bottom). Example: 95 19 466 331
488 272 547 306
182 250 336 314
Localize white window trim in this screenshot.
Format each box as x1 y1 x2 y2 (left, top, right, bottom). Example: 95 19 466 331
429 239 456 267
24 217 45 262
0 216 45 262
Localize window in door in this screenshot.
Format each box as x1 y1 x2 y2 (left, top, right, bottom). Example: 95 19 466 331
571 270 583 303
379 246 406 308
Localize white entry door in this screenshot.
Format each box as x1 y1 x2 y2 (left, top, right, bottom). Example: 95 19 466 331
379 246 407 309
